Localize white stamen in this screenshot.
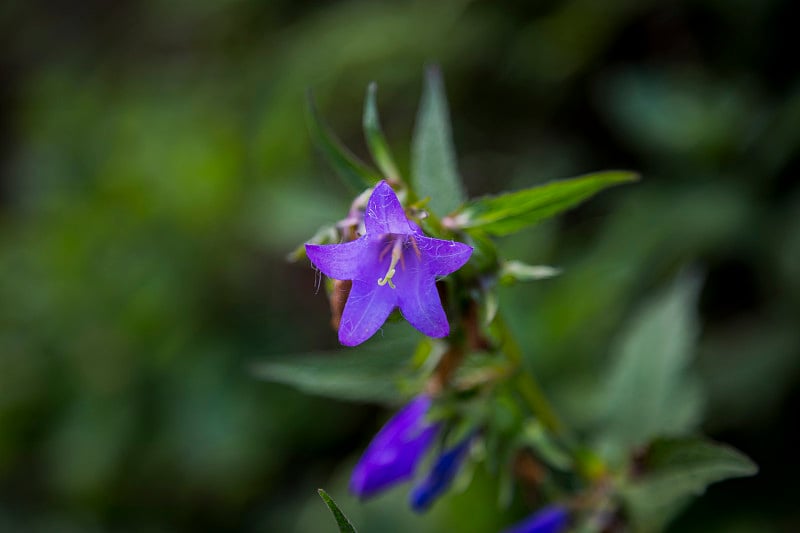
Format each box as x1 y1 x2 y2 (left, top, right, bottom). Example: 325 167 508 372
377 238 403 289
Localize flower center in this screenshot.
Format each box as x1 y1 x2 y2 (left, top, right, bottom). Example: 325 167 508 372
377 237 404 289
376 235 421 289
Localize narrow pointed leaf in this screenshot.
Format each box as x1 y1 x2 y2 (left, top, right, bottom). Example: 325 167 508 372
363 82 401 181
411 66 466 216
318 489 358 533
250 336 415 404
307 91 382 191
622 437 757 532
451 171 639 236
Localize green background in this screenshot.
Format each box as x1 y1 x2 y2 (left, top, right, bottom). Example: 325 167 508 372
1 0 798 531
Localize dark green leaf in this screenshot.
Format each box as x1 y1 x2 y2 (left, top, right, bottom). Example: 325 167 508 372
599 273 704 464
622 437 757 532
451 170 639 236
411 66 466 216
318 489 358 533
307 91 382 191
363 82 401 181
250 335 415 404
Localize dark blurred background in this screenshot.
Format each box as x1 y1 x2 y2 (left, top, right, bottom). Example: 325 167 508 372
1 0 798 531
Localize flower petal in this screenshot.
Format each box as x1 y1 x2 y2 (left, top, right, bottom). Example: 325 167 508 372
365 181 411 235
407 219 425 236
350 395 438 499
395 251 449 338
409 433 473 512
338 278 397 346
306 238 371 280
415 236 473 276
503 506 570 533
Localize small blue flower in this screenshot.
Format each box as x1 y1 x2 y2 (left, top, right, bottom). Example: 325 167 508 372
350 395 439 499
503 505 570 533
409 432 474 512
306 180 473 346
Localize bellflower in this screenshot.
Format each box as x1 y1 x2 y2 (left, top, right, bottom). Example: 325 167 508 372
503 505 570 533
306 181 473 346
350 394 439 499
409 432 474 512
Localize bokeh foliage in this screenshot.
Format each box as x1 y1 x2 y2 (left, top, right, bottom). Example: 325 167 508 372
1 0 798 531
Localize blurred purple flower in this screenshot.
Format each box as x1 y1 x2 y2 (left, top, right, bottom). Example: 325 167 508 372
350 395 439 499
306 180 473 346
504 505 570 533
409 432 474 512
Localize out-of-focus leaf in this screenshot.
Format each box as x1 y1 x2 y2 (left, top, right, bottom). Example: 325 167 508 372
598 273 703 464
287 224 339 262
318 489 358 533
622 437 757 532
464 229 499 275
598 70 755 160
701 319 800 430
451 171 638 236
307 91 382 191
363 82 401 181
481 288 499 327
496 459 515 509
518 419 572 471
250 337 415 404
411 66 466 216
499 261 561 285
451 352 511 392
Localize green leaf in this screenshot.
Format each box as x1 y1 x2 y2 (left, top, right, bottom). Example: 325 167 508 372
518 419 572 471
622 437 757 532
287 224 339 262
463 229 499 275
250 335 415 404
498 260 561 285
599 273 704 464
451 170 639 236
307 90 382 191
363 82 401 181
411 66 466 216
318 489 358 533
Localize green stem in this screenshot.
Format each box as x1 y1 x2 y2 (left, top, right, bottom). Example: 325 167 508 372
494 313 565 436
492 313 611 486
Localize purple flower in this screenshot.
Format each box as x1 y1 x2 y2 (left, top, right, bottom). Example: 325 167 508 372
306 181 473 346
350 395 439 499
409 432 474 512
504 506 570 533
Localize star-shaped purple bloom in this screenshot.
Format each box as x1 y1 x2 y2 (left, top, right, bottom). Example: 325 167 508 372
306 181 473 346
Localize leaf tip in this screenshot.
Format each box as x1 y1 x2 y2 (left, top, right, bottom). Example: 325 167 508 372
605 169 641 184
625 170 642 182
318 488 358 533
425 63 443 84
